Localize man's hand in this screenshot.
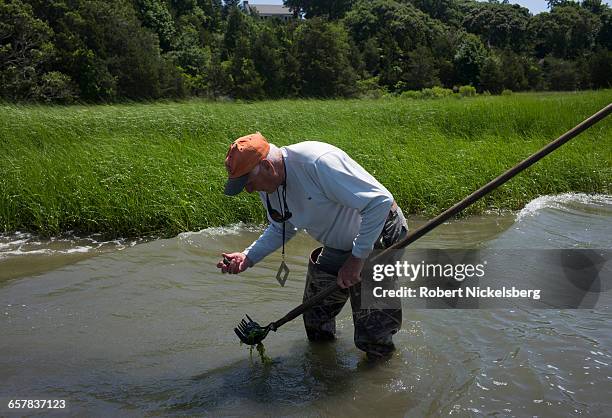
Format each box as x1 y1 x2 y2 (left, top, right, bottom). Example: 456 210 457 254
217 252 253 274
337 255 365 289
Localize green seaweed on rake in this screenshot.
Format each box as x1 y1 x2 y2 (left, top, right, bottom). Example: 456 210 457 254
240 328 272 364
248 343 272 365
241 327 267 345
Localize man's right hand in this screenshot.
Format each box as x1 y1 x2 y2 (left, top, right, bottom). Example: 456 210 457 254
217 252 253 274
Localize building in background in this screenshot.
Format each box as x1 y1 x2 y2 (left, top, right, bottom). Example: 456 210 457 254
241 1 294 20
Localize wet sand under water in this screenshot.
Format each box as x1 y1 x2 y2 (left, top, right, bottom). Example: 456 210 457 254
0 194 611 417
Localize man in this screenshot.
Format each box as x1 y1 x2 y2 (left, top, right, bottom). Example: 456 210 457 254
217 132 408 359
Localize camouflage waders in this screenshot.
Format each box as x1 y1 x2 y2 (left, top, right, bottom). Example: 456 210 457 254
302 205 408 358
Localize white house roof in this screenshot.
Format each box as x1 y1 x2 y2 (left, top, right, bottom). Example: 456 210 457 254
247 4 292 15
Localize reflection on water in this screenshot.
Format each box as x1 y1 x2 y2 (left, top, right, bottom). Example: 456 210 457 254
0 194 611 416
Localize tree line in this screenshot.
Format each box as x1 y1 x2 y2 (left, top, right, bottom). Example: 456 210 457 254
1 0 611 103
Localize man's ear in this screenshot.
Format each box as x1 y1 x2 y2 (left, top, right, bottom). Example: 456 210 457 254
261 159 275 175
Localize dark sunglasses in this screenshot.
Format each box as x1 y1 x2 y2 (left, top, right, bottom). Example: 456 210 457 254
265 185 292 223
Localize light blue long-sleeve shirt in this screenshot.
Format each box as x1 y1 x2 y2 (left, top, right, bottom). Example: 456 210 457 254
243 141 393 264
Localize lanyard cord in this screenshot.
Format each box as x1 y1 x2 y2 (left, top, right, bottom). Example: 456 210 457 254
277 156 288 260
276 187 286 260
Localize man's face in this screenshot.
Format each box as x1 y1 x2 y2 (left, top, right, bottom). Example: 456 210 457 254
244 161 279 194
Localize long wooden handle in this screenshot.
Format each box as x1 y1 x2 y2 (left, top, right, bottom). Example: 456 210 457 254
272 283 340 330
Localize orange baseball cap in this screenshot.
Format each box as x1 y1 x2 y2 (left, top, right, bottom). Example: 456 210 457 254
224 132 270 195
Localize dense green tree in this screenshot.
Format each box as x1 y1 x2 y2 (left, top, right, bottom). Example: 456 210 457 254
347 37 367 77
429 26 458 87
343 0 450 89
170 0 198 16
223 4 250 58
197 0 223 32
206 51 232 96
294 18 357 96
479 55 504 93
453 32 487 86
376 32 403 88
134 0 176 51
361 37 381 75
167 23 212 96
228 36 265 99
597 6 612 49
0 0 75 101
575 55 593 88
499 50 528 90
169 0 220 92
252 25 287 97
524 57 544 89
76 0 172 99
1 0 52 99
409 0 463 26
589 48 612 87
462 2 531 52
222 0 240 18
530 4 601 58
582 0 604 14
398 46 440 90
542 55 579 90
284 0 355 19
547 0 572 8
279 23 302 97
24 0 182 101
345 0 447 51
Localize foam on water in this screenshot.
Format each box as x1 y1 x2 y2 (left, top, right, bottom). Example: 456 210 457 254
178 222 263 238
488 193 612 249
1 223 264 261
177 223 266 252
516 193 612 222
0 231 141 259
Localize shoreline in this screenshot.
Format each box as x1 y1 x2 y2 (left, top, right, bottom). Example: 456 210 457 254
1 91 611 238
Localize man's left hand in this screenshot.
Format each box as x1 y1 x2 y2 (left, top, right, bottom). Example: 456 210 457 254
337 255 365 289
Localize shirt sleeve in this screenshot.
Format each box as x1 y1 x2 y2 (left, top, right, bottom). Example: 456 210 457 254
242 194 298 265
313 151 393 259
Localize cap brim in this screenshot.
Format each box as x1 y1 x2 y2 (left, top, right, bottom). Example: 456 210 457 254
224 174 249 196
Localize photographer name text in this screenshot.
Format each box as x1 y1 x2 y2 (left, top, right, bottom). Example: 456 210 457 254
373 286 541 300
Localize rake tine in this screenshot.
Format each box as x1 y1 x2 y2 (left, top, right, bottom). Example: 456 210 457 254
234 328 247 338
234 312 271 345
234 328 246 341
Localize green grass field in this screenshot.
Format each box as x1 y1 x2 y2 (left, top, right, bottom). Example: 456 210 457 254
1 91 610 238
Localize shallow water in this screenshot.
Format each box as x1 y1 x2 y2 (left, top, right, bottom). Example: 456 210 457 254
0 194 611 417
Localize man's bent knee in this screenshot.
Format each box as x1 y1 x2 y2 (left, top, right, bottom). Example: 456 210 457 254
303 247 349 341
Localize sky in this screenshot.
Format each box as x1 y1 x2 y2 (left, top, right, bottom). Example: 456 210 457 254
246 0 612 15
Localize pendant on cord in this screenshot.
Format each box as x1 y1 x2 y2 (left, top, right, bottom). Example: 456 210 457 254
276 258 290 287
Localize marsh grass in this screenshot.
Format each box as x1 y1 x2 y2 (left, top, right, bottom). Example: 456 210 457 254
1 91 610 238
